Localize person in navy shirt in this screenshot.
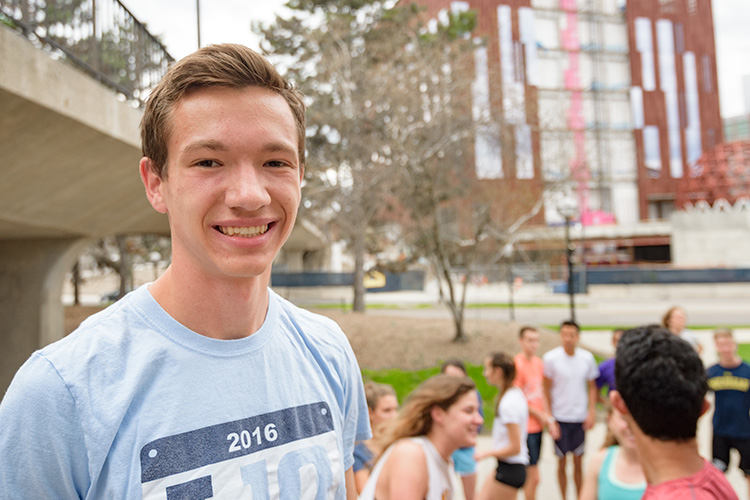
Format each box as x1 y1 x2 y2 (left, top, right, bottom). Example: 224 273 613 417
707 328 750 498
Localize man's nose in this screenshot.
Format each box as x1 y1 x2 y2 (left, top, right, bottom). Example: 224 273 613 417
225 165 272 209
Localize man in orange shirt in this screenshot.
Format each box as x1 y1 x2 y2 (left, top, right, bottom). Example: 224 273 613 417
514 326 552 500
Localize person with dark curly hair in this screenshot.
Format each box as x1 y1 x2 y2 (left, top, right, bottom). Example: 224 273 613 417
611 325 737 499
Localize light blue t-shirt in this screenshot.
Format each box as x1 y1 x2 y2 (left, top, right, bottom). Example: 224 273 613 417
0 285 370 499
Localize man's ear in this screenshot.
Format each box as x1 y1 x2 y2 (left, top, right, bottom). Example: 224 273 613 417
610 390 630 416
140 157 167 214
700 398 711 417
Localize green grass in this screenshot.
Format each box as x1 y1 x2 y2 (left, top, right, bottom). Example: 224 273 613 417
738 344 750 362
362 362 499 430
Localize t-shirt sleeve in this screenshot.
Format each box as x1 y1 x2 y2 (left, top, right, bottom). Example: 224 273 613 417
587 352 600 381
352 442 373 472
0 353 89 498
499 393 527 426
543 353 554 379
339 336 372 470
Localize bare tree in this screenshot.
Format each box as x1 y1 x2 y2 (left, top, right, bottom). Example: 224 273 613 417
257 2 544 336
255 0 474 312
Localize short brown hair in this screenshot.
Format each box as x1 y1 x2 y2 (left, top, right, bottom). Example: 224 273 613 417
140 44 306 178
364 381 397 411
714 328 734 341
519 325 537 338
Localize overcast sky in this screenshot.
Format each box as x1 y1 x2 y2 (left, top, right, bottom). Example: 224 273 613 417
123 0 750 117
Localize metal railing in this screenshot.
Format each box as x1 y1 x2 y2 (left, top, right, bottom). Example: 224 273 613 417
0 0 174 105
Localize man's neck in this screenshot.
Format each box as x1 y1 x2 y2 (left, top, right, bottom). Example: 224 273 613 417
563 346 576 356
149 265 270 340
635 433 704 486
719 355 742 368
522 351 537 360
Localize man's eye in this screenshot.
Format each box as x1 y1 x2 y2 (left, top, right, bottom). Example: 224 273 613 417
195 159 220 167
266 160 290 168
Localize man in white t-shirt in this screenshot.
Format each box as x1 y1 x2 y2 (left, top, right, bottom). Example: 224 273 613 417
543 320 599 500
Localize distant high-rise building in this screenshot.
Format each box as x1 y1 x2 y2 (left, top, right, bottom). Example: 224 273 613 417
410 0 723 224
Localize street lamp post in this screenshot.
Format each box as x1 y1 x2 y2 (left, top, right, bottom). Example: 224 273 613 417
196 0 201 49
558 198 578 323
564 215 576 323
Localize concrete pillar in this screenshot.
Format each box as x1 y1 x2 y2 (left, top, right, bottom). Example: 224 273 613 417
0 238 88 396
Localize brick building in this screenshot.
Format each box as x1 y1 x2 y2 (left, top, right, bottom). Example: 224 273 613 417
410 0 723 227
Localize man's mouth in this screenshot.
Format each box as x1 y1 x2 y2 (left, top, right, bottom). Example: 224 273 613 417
215 224 270 238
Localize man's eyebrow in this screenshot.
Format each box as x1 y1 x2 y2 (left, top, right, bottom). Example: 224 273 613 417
183 140 229 153
262 141 298 156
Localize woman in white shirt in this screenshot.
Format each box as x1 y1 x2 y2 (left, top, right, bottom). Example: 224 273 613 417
476 352 529 500
359 374 484 500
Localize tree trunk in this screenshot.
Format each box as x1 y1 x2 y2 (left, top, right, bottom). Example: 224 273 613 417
72 260 81 306
436 263 468 343
452 270 469 343
116 235 132 299
352 230 366 313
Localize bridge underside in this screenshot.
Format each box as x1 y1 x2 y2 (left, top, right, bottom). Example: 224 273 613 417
0 26 168 394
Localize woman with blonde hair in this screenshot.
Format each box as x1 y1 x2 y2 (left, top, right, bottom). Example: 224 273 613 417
476 352 529 500
580 404 645 500
353 381 399 493
662 305 702 353
359 374 484 500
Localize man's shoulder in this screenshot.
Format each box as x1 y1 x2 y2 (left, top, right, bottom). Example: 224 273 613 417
43 289 146 359
644 461 738 500
271 290 354 357
272 290 341 331
599 357 615 369
708 360 750 376
707 362 721 374
543 346 564 361
575 346 595 358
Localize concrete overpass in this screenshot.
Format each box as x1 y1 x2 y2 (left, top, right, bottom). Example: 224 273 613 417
0 24 170 393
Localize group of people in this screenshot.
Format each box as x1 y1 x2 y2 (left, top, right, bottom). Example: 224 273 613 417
352 315 749 500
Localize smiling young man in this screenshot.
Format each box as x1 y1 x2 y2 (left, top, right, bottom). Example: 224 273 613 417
0 45 370 499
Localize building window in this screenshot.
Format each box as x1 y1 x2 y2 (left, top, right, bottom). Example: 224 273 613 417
675 23 684 54
644 126 662 177
687 0 698 15
659 0 676 14
648 199 675 220
702 55 713 92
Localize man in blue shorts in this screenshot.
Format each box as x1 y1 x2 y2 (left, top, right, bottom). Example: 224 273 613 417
543 321 599 500
708 328 750 498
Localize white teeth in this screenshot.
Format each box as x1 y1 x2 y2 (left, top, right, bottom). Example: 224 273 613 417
218 224 269 237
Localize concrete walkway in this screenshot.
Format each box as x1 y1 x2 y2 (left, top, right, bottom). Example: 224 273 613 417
457 329 750 500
